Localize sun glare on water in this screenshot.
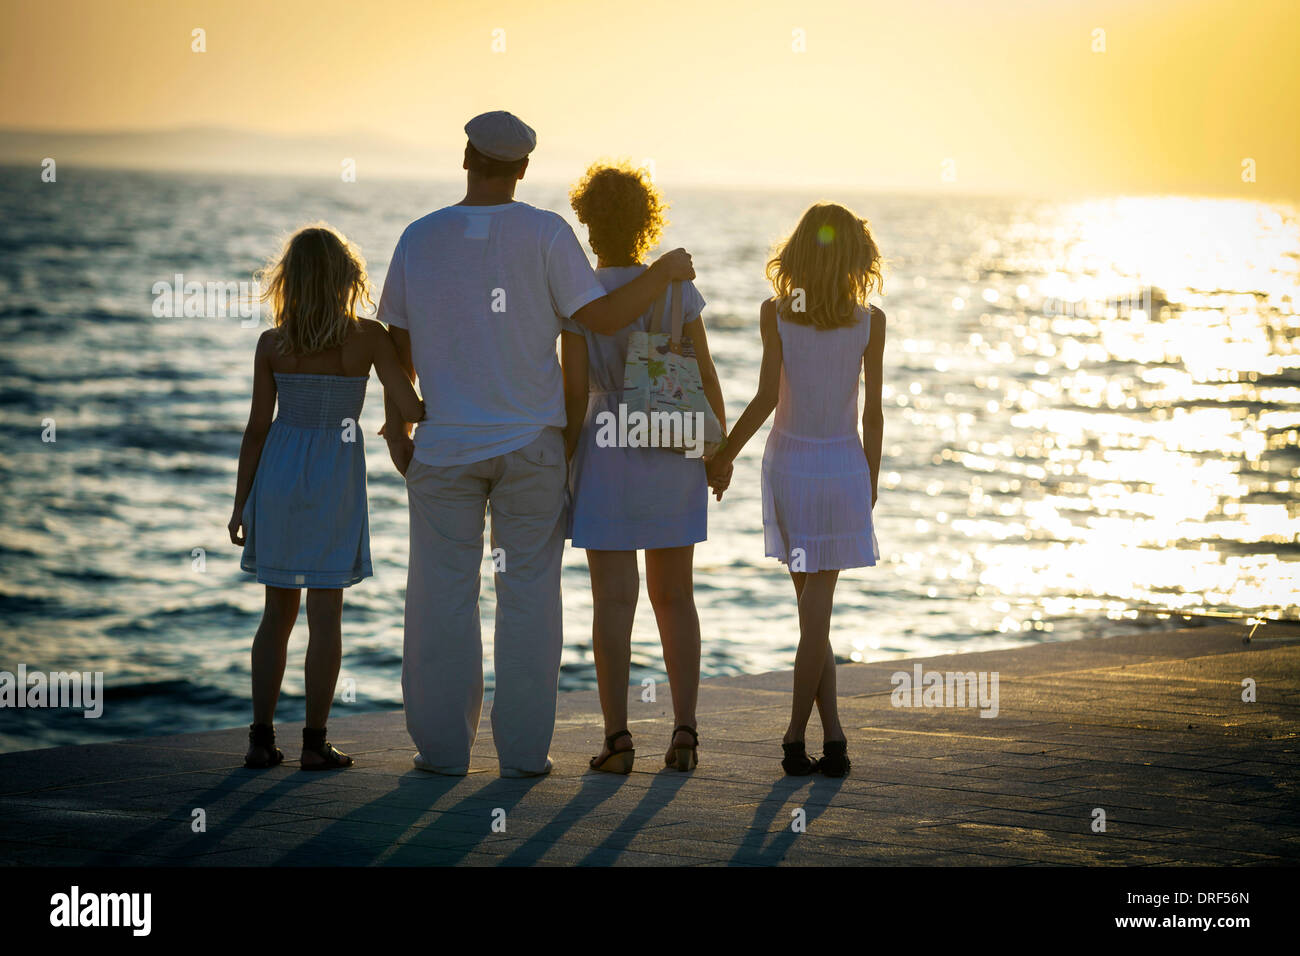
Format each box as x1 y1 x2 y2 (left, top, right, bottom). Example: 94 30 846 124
892 196 1300 633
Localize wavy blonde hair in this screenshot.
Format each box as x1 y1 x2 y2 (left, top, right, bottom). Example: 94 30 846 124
258 224 373 355
766 202 884 329
569 160 668 266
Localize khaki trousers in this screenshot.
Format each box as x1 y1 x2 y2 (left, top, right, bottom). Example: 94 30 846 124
401 426 566 773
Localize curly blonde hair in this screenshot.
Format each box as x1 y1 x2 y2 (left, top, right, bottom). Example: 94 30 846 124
258 223 374 355
766 202 884 329
569 160 668 266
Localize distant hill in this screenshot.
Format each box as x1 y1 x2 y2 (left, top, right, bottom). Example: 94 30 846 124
0 125 455 179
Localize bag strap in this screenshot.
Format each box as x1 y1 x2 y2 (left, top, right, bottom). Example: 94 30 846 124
669 280 684 345
650 280 684 342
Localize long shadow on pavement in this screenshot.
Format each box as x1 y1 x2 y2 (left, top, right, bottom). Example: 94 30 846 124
730 774 844 865
93 764 319 863
281 771 545 866
572 769 690 865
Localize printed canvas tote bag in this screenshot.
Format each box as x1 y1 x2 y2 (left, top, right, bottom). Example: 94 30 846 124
620 281 724 457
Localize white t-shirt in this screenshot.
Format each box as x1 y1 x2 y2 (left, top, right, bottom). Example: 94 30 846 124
378 201 606 467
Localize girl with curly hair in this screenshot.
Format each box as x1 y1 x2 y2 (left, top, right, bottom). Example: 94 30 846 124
563 161 727 774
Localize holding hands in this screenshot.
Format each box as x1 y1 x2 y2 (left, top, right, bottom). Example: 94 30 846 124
705 454 732 501
379 421 415 477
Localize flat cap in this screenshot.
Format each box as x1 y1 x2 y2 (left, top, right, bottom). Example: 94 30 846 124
464 110 536 162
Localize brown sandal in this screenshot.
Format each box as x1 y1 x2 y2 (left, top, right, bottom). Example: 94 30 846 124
244 723 284 769
590 730 635 774
301 726 353 770
666 725 699 771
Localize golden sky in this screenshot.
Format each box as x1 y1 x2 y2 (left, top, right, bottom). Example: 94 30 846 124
2 0 1296 196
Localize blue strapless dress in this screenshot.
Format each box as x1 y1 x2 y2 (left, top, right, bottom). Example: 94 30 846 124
240 373 372 588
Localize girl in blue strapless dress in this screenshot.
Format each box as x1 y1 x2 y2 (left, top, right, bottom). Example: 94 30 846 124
229 224 424 771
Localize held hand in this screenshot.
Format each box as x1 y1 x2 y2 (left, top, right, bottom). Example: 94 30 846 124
378 421 416 440
705 456 732 501
228 508 245 546
386 434 414 476
652 247 695 282
379 421 415 476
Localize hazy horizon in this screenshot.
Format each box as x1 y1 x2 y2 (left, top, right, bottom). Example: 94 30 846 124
3 124 1298 204
2 0 1297 199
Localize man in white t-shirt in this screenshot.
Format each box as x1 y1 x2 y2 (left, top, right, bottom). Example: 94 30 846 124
378 111 695 777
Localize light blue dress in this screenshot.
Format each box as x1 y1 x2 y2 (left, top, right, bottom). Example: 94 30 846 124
563 266 709 551
240 373 372 588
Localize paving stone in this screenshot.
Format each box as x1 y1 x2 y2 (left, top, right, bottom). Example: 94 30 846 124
0 624 1296 865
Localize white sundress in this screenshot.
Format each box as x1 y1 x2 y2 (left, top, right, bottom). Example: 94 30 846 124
761 304 881 572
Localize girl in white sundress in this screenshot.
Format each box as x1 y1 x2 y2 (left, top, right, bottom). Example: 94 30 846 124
707 202 886 780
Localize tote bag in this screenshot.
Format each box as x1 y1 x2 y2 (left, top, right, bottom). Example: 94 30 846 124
620 281 724 458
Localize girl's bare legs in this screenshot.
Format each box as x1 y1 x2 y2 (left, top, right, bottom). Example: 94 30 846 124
302 587 345 768
304 588 344 726
248 585 301 762
645 545 701 761
815 640 843 744
784 569 843 746
790 572 846 745
587 549 639 763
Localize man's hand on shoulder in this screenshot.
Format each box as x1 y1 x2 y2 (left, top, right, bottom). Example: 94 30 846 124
573 248 696 335
650 248 695 282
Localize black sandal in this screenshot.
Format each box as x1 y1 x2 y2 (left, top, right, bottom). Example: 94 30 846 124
819 739 851 778
666 725 699 771
301 726 353 771
590 729 635 774
781 740 819 776
244 722 284 769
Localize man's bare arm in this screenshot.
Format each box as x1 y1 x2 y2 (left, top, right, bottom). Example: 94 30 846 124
381 325 417 476
571 248 695 335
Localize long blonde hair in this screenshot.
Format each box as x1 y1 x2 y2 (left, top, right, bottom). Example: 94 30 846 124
258 224 373 355
766 202 884 329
